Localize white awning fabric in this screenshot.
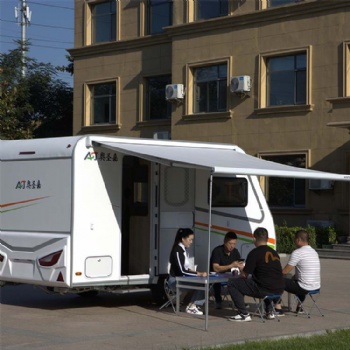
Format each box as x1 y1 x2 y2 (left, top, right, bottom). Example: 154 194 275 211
97 140 350 181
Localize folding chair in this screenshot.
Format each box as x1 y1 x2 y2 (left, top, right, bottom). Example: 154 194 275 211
159 278 176 313
254 294 282 322
294 289 324 318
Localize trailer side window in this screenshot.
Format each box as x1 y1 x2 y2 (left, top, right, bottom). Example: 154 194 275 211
209 177 248 207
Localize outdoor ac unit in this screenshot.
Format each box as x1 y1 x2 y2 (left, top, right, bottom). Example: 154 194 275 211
165 84 184 100
230 75 251 93
307 220 334 228
153 131 170 140
308 179 334 190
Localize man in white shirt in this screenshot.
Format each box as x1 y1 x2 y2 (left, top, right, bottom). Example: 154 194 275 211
275 229 320 315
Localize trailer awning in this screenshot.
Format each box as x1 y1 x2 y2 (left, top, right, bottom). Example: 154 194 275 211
96 140 350 181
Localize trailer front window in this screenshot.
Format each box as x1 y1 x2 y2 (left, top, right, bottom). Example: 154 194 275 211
209 177 248 207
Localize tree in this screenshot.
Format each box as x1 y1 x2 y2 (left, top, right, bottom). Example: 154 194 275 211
0 43 73 140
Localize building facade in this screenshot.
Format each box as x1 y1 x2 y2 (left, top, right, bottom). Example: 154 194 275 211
69 0 350 236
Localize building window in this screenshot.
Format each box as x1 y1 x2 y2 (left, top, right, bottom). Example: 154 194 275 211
196 0 229 20
260 153 306 208
267 53 306 106
269 0 304 7
90 0 116 44
146 75 172 120
90 82 116 124
147 0 172 35
193 63 227 113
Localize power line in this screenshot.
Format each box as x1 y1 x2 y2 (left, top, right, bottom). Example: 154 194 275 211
31 22 73 31
28 1 74 11
0 40 70 50
29 43 71 50
0 18 73 31
0 33 73 45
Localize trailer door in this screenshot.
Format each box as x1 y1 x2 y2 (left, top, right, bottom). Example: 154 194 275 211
121 156 150 276
157 165 195 275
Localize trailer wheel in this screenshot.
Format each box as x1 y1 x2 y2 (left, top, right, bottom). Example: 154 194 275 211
150 276 167 305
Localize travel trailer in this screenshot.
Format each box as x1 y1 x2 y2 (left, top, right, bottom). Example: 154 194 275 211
0 136 349 301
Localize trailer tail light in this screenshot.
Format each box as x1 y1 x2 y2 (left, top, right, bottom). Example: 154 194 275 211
0 254 4 262
38 250 63 267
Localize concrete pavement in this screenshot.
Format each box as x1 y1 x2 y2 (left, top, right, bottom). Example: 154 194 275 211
1 256 350 350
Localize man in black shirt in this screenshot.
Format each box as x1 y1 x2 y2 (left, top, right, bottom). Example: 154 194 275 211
210 231 243 309
227 227 284 322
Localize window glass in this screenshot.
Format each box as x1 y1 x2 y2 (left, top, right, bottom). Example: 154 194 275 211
148 0 172 34
267 53 306 106
146 75 172 120
262 154 306 207
197 0 229 20
268 0 303 7
194 63 227 113
91 82 116 124
210 177 248 207
91 1 116 43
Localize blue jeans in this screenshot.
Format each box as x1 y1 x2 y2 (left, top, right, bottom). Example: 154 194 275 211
168 276 205 306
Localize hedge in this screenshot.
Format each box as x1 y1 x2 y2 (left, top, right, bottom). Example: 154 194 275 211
275 224 337 254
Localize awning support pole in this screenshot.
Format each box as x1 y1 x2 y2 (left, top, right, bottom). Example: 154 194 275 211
205 174 213 331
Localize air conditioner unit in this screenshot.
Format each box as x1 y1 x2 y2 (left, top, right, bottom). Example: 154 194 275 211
153 131 171 140
307 220 334 228
308 179 334 190
230 75 251 93
165 84 184 100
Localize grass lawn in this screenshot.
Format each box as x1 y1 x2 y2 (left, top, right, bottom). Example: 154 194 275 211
202 329 350 350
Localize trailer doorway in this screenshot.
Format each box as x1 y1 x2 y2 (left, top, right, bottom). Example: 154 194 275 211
121 156 150 275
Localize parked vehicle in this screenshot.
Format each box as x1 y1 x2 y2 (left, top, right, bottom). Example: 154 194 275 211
0 136 348 302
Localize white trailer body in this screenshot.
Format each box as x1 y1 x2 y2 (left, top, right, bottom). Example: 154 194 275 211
1 136 349 296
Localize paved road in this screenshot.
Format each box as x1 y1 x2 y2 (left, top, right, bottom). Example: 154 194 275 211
1 256 350 350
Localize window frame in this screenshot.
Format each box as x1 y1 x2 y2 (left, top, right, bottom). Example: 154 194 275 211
195 0 229 21
209 177 248 208
186 57 232 116
258 151 309 208
146 0 173 35
260 0 304 9
144 75 172 121
344 42 350 97
84 79 120 127
84 0 119 45
258 47 312 111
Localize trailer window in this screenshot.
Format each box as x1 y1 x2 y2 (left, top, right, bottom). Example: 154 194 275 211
209 177 248 207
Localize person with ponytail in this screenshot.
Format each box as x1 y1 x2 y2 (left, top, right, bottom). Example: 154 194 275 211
168 228 207 315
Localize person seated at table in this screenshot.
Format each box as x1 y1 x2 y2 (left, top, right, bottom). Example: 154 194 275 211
227 227 284 322
210 231 244 309
168 228 207 315
275 229 321 315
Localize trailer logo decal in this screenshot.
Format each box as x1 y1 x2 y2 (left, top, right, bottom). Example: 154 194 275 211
15 180 42 190
84 151 118 162
0 197 49 213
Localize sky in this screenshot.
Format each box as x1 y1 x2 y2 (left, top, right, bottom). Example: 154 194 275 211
0 0 74 86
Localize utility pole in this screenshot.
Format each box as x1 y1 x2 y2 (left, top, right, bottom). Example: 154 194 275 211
15 0 32 77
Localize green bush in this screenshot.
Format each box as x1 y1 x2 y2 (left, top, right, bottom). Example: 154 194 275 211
313 225 337 246
275 225 316 254
276 224 338 253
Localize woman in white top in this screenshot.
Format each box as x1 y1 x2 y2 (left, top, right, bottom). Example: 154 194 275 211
169 228 207 315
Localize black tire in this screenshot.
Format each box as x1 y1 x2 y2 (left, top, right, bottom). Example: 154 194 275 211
77 290 99 298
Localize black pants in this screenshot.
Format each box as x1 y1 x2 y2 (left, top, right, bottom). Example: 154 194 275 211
284 278 308 302
228 278 279 315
